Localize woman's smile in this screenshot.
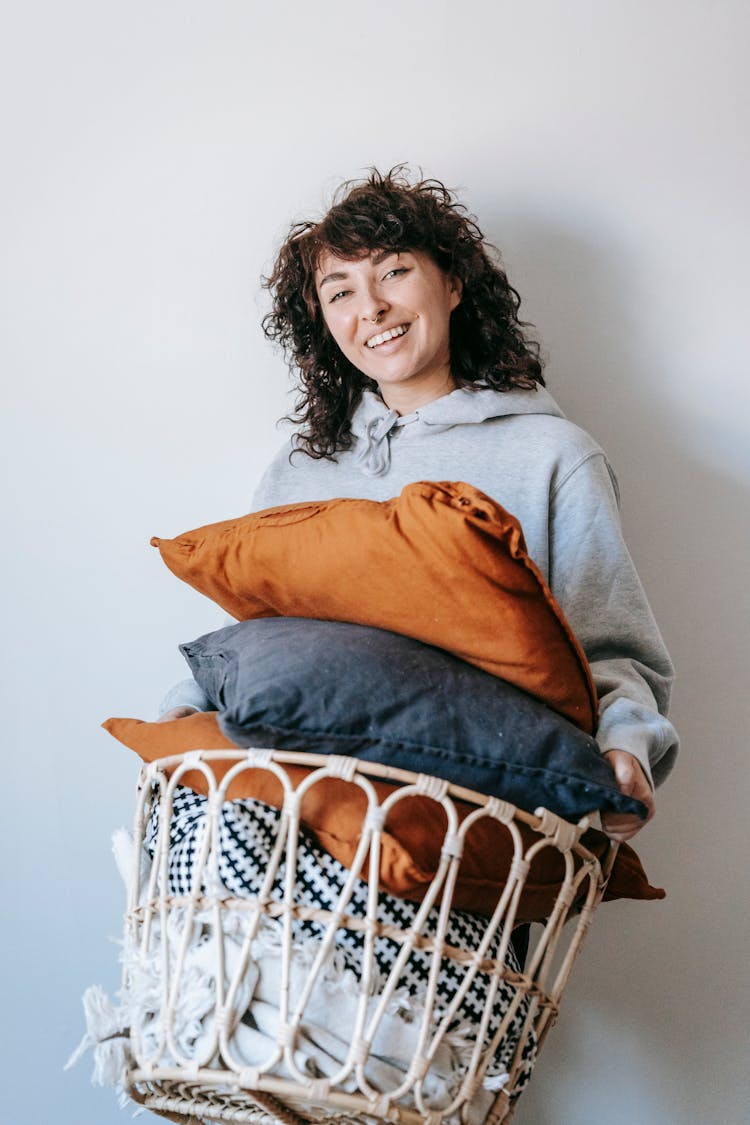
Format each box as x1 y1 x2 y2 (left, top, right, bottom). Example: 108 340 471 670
365 323 410 349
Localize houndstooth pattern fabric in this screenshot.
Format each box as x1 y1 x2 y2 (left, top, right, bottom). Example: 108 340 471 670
146 786 536 1090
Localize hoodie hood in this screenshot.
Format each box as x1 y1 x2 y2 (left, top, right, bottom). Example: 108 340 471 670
350 385 565 476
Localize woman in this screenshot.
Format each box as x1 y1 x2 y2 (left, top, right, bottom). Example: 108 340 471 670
161 168 678 842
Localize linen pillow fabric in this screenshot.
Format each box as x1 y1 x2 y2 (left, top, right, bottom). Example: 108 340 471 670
151 481 597 732
179 616 643 822
102 711 664 921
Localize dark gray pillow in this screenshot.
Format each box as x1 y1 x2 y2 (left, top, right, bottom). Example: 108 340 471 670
180 617 645 822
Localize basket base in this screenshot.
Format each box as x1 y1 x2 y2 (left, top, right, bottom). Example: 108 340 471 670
127 1076 515 1125
129 1078 317 1125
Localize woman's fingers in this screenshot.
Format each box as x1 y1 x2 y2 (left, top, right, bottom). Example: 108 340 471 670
600 749 655 842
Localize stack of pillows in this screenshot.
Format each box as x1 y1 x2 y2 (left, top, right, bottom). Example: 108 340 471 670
105 480 663 922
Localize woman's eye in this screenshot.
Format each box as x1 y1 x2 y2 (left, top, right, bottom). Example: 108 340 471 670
384 267 408 280
329 289 350 303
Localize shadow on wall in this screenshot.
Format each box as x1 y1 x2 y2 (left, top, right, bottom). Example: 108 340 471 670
483 216 750 1123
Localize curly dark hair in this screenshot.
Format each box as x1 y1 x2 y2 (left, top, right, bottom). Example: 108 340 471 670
262 166 544 459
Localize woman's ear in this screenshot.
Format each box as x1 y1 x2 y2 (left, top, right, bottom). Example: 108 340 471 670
449 275 463 310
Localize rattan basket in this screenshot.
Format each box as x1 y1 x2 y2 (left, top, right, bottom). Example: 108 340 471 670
118 749 617 1125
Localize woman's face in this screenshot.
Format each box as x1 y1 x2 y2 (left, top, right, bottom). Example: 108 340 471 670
314 249 461 410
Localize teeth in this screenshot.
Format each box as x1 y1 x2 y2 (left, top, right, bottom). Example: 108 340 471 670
366 325 408 348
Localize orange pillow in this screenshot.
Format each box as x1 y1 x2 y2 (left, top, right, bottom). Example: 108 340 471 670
103 713 664 922
151 481 597 732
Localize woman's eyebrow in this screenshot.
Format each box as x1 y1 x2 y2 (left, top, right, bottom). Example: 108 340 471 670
371 249 399 265
318 269 349 288
318 250 400 288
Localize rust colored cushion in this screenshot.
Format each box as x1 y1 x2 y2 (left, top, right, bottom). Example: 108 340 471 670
151 481 597 732
103 713 664 922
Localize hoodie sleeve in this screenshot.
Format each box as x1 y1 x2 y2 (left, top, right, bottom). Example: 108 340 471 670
157 677 213 717
548 451 679 788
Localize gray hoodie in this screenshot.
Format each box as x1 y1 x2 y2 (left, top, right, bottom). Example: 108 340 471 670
163 385 678 787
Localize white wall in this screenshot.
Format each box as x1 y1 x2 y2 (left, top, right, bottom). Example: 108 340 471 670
2 2 748 1121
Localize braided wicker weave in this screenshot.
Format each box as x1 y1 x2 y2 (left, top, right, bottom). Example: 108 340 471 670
121 749 617 1125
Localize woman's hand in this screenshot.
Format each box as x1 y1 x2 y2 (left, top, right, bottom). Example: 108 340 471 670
600 750 655 842
157 706 199 723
